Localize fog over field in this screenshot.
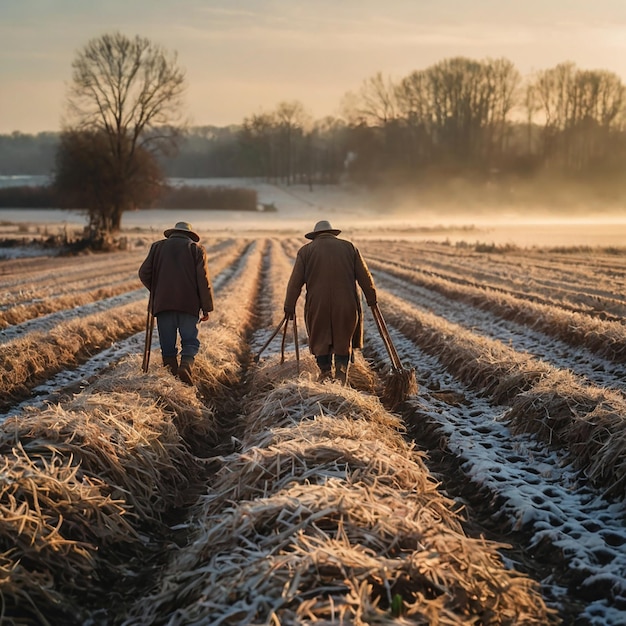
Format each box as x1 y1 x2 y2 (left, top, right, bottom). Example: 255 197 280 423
2 177 625 250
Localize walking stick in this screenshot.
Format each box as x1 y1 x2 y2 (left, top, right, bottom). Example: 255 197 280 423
254 315 288 362
280 313 289 364
142 291 155 373
293 315 300 374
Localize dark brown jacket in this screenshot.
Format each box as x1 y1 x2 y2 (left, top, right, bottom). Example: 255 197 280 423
139 233 213 317
284 233 377 356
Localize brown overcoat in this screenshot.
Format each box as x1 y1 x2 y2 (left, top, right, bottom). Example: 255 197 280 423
284 233 377 356
138 233 214 317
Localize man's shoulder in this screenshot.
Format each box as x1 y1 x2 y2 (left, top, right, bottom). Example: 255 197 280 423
330 237 356 252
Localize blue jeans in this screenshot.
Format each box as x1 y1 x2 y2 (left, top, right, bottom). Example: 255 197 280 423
156 311 200 359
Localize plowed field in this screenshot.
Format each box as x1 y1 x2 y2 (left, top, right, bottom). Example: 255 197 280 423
1 228 625 625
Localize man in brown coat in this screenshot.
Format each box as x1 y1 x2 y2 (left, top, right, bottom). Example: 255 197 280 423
139 221 213 385
284 220 377 385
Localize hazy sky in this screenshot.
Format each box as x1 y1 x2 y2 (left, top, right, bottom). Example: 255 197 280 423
1 0 626 134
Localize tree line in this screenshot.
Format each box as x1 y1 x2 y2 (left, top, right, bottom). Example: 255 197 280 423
2 32 626 245
4 59 626 189
235 59 626 192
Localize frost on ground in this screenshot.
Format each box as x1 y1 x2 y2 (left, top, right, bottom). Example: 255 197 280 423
2 180 626 624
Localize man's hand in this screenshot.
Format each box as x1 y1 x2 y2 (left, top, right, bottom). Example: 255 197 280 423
200 313 210 322
284 305 295 320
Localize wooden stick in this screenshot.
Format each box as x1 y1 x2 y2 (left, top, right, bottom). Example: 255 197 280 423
280 313 289 364
371 304 403 371
142 293 155 373
254 315 288 363
293 316 300 374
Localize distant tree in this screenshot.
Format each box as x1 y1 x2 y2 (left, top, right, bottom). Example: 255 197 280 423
239 101 312 184
342 72 399 126
338 74 401 182
309 116 348 184
239 112 279 180
530 63 626 172
55 130 163 240
422 56 519 165
274 100 311 185
57 32 186 240
366 57 521 176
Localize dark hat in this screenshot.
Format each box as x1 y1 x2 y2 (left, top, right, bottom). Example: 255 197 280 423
164 221 200 242
305 220 341 240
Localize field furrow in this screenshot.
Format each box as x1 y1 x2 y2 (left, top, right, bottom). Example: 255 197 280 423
1 235 625 625
369 288 626 498
0 242 254 412
362 241 626 319
374 269 626 394
367 255 626 363
0 238 243 322
362 316 626 623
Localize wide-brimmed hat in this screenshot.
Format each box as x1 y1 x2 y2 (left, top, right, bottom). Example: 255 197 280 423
305 220 341 240
164 221 200 242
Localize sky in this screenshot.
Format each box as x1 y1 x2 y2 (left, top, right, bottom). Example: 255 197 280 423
1 0 626 134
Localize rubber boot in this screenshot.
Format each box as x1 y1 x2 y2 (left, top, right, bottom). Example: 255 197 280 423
162 355 178 377
316 354 333 382
178 356 194 386
335 355 350 386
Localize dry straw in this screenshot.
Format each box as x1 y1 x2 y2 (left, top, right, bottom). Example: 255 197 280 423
504 371 626 497
366 245 626 363
0 236 563 623
0 352 220 623
0 301 146 407
0 442 135 622
123 357 556 625
376 289 626 498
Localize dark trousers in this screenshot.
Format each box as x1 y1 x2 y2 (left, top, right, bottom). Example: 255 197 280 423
315 354 349 369
156 311 200 359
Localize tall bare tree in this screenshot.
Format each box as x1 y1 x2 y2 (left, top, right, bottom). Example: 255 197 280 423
395 57 520 172
530 63 626 171
240 112 278 180
274 101 311 185
351 72 399 126
58 32 186 237
310 116 348 184
240 101 311 185
55 130 163 240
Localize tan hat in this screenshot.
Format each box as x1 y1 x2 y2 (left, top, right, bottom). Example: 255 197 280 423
164 221 200 242
305 220 341 240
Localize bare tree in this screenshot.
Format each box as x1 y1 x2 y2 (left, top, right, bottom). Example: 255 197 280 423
58 32 186 237
55 130 163 243
240 112 278 180
395 57 520 171
530 63 626 172
310 116 348 184
482 58 521 160
352 72 399 126
274 101 311 185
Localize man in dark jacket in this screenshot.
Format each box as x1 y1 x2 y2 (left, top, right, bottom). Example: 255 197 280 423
139 221 213 385
284 220 377 385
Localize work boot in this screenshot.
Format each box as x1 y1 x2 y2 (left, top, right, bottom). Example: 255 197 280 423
335 355 350 386
178 356 194 386
316 354 333 382
318 366 333 382
162 355 178 376
336 364 349 386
